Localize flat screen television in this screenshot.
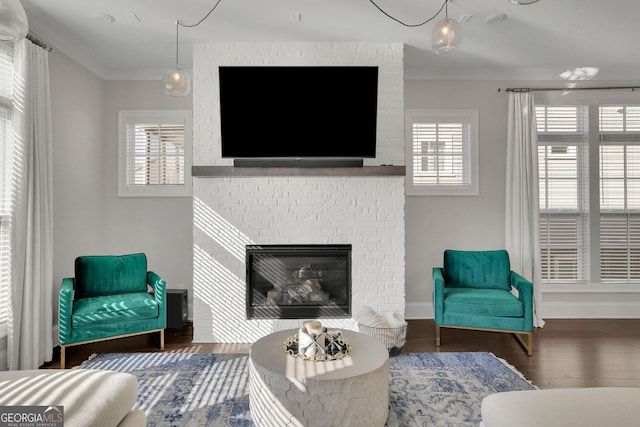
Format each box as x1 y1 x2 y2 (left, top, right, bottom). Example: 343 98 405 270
219 66 378 166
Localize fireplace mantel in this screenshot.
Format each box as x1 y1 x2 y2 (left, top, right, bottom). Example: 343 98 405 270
192 165 405 177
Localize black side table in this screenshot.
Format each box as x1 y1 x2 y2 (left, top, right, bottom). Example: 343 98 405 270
166 289 188 329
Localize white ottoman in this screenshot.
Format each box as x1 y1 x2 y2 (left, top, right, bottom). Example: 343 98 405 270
250 329 389 426
0 369 144 427
480 388 640 427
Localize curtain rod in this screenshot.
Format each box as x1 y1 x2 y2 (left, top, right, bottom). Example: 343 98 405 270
26 33 52 52
501 86 640 93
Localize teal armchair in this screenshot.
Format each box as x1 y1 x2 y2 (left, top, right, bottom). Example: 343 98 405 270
59 253 166 368
433 250 533 355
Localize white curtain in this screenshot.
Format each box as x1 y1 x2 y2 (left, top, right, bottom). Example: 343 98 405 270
505 92 544 328
8 39 53 370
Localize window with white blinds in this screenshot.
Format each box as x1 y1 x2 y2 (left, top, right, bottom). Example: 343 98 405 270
536 106 589 282
118 110 192 197
405 109 479 196
0 42 14 334
599 106 640 282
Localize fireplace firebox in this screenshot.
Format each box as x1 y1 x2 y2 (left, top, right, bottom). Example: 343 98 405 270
246 244 352 319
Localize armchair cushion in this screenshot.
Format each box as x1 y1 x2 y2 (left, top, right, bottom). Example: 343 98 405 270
75 253 148 299
443 249 511 291
72 292 159 328
444 288 524 317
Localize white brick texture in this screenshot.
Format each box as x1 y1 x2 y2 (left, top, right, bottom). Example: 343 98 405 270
192 43 405 343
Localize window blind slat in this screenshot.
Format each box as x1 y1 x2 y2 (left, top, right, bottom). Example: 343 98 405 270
599 106 640 282
536 105 589 282
412 121 469 186
126 122 185 186
540 215 583 280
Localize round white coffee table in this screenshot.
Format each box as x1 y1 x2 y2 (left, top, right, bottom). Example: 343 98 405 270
249 328 389 427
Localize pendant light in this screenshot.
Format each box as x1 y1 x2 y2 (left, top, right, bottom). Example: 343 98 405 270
163 20 191 97
431 0 462 55
0 0 28 41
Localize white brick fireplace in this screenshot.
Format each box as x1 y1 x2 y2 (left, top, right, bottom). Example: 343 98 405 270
191 42 405 343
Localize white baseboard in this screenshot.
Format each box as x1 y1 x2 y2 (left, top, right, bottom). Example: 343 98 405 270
405 302 433 319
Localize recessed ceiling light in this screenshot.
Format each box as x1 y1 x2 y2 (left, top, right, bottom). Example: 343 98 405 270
509 0 540 4
96 13 116 24
485 13 507 24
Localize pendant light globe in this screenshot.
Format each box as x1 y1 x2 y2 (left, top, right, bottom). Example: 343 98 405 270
431 17 462 54
163 66 191 96
163 20 191 96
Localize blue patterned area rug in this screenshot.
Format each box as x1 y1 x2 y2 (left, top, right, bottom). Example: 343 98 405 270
79 351 535 426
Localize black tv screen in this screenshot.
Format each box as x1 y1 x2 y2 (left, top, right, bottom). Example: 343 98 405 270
219 66 378 159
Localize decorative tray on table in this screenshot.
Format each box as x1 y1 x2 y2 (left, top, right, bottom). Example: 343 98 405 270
283 321 352 361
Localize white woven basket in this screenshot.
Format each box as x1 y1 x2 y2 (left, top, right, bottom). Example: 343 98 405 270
357 323 407 356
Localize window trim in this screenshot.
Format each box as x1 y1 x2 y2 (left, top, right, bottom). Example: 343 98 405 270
536 103 640 286
405 109 479 196
117 110 192 197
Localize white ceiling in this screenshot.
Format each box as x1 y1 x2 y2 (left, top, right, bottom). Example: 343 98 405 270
21 0 640 81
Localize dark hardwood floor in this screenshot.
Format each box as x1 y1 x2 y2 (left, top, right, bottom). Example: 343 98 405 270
44 319 640 389
404 319 640 388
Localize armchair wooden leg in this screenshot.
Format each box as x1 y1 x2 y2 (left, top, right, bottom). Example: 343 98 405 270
160 329 165 351
60 346 66 370
513 332 533 356
435 325 441 347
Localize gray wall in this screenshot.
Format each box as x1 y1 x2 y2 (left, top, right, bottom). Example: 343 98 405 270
404 80 509 317
49 50 194 321
50 45 106 269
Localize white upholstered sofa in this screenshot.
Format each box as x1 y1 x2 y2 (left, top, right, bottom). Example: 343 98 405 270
480 388 640 427
0 369 144 427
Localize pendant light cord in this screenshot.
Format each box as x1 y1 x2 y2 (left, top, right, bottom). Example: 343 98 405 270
175 0 448 31
368 0 448 27
175 20 180 66
172 0 224 67
178 0 225 28
172 0 451 59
